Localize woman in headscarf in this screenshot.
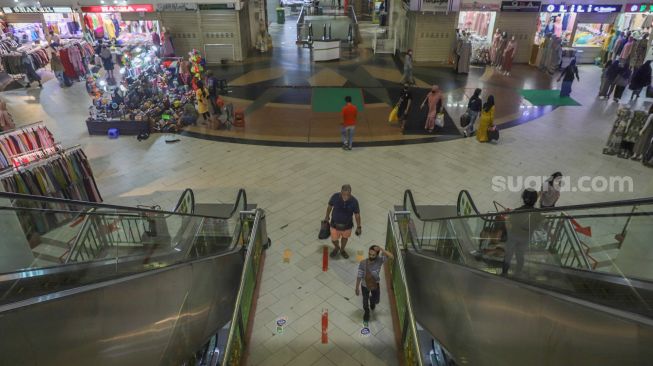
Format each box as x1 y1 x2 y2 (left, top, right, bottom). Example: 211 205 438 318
420 85 442 133
557 58 579 97
21 52 42 88
476 95 495 142
613 60 631 102
629 60 652 100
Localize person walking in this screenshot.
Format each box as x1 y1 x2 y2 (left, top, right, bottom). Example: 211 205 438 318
49 46 66 87
325 184 361 259
540 172 563 208
557 58 579 97
420 85 442 133
476 95 495 142
195 80 211 122
397 84 413 131
341 96 357 150
21 52 42 88
400 49 415 85
598 60 620 99
464 88 482 137
356 245 394 323
613 61 631 102
205 70 221 115
100 45 114 79
502 189 543 276
629 60 652 100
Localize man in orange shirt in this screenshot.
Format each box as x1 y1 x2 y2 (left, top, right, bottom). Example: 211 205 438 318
341 96 357 150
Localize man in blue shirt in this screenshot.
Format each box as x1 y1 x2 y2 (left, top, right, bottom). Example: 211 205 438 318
325 184 361 259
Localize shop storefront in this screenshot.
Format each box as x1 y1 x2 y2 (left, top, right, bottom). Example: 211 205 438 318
617 4 653 60
533 3 621 64
496 1 540 63
2 6 81 44
458 3 499 64
81 4 160 46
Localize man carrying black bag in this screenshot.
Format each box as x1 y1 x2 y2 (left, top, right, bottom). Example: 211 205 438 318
324 184 361 259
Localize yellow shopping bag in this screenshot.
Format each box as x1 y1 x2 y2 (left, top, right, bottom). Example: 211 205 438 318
388 106 399 123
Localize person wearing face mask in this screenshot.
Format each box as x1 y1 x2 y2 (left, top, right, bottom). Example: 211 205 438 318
355 245 394 323
540 172 563 208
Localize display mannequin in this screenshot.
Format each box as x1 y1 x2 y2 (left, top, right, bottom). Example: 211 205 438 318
537 33 552 70
612 33 628 59
630 34 648 69
162 30 175 57
602 29 615 64
490 29 501 64
546 37 562 75
501 36 517 75
620 36 636 62
456 32 472 74
494 32 508 68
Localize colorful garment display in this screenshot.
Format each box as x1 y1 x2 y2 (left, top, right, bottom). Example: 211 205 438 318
0 124 56 169
1 46 50 75
58 41 94 79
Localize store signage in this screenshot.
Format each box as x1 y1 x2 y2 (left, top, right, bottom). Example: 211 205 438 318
540 4 622 13
81 4 154 13
155 3 198 12
2 6 73 13
411 0 460 12
625 4 653 12
500 1 541 12
461 2 500 11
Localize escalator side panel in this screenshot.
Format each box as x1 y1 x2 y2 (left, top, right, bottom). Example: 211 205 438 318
0 251 243 366
404 251 653 366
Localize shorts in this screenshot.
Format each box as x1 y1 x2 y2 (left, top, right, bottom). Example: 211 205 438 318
330 227 352 240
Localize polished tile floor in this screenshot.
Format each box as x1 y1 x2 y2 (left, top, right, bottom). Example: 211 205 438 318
3 55 653 365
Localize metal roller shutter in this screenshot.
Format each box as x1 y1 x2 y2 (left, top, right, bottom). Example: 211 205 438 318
413 13 456 63
200 10 241 62
495 12 538 63
120 12 158 21
159 12 201 58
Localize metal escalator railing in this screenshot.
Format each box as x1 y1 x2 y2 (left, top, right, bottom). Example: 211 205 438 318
399 189 653 317
0 189 250 306
387 208 653 366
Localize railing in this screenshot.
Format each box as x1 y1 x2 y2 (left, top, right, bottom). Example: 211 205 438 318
221 208 267 365
386 211 423 366
296 5 307 43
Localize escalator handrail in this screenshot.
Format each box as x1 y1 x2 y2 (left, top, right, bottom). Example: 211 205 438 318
0 190 246 220
173 188 195 215
403 189 653 222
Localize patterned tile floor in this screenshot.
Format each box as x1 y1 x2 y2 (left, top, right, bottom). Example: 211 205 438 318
2 60 653 365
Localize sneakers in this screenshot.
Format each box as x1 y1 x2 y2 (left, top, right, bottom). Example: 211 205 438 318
341 250 349 259
330 248 339 258
363 310 370 322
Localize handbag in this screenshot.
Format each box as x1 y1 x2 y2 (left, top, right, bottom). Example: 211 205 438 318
318 220 330 240
488 125 499 141
388 105 399 123
460 111 471 127
364 260 378 290
435 112 445 128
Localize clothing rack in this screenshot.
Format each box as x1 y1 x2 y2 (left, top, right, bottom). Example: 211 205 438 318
8 144 62 168
0 145 78 180
0 122 58 170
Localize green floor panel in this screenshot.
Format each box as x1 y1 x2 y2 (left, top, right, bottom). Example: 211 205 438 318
312 88 365 112
520 89 581 106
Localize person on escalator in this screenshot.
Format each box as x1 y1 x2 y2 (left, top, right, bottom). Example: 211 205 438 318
501 189 544 276
356 245 394 323
325 184 361 259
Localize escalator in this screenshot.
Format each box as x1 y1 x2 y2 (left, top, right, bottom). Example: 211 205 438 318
385 190 653 365
0 189 268 366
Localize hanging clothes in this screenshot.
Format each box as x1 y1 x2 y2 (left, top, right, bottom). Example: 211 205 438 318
0 124 56 169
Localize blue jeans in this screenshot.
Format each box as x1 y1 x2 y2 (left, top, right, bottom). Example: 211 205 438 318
342 126 355 148
466 110 479 135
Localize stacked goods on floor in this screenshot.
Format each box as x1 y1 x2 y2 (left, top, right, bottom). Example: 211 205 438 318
0 123 102 239
86 45 202 135
603 106 653 166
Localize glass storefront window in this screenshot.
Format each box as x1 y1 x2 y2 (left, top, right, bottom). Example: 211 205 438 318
534 12 576 45
573 23 610 47
457 11 497 40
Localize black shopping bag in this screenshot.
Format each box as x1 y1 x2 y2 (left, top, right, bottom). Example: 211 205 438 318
318 220 330 240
